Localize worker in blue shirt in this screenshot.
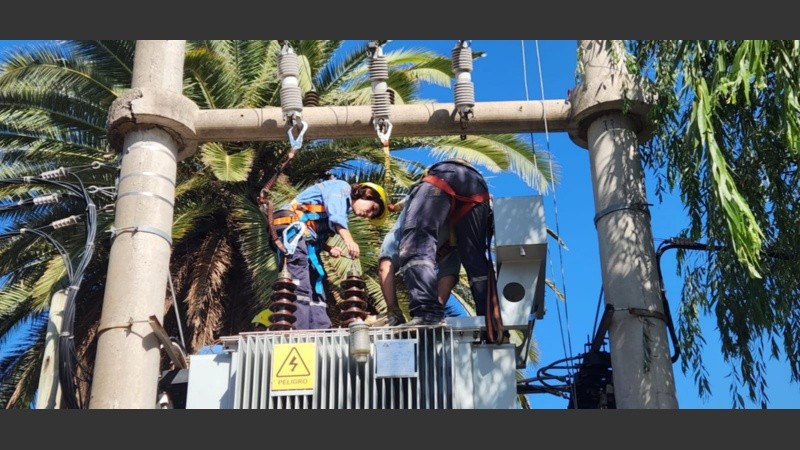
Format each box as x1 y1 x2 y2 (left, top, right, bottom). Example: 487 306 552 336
270 179 388 330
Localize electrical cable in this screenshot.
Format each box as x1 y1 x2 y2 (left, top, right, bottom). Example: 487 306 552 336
1 167 103 408
521 40 578 406
167 271 186 350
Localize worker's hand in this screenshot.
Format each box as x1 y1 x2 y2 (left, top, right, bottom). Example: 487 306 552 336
328 246 342 258
345 239 360 259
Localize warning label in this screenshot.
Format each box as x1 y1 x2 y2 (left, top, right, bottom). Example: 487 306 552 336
270 342 316 395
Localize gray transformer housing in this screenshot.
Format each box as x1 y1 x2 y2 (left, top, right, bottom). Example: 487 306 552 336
186 328 517 409
184 195 546 409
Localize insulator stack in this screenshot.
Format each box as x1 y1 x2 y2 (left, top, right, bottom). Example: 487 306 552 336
278 45 303 124
338 268 369 327
452 41 475 116
369 48 391 121
387 88 395 105
268 268 298 330
303 90 320 107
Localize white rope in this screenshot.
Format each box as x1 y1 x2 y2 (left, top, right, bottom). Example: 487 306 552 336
522 40 576 386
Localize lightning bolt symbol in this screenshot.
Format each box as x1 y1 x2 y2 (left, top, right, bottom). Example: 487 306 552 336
290 356 298 372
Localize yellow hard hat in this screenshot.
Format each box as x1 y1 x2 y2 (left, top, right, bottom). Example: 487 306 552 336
251 309 273 328
360 182 388 226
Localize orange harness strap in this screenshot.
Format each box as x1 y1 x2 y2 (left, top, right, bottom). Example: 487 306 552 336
272 202 327 232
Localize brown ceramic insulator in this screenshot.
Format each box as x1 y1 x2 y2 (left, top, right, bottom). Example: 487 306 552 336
302 90 320 107
339 304 368 327
269 270 298 331
388 88 395 105
338 270 368 327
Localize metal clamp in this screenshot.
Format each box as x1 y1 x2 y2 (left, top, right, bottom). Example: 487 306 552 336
375 119 392 145
109 224 173 245
593 202 651 227
627 307 668 323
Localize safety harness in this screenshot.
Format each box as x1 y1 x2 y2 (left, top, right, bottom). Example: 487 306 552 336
420 161 504 344
421 174 491 226
266 199 330 297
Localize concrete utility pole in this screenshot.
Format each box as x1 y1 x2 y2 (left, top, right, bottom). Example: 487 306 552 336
89 41 194 408
568 40 678 408
36 289 67 409
89 39 677 408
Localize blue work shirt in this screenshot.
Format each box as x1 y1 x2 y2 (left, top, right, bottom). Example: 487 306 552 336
284 179 352 239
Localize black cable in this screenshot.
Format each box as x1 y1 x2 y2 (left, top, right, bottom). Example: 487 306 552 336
654 238 713 364
517 354 582 397
591 285 604 346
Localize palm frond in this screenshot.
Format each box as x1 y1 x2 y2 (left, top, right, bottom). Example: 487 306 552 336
183 231 233 350
200 142 254 182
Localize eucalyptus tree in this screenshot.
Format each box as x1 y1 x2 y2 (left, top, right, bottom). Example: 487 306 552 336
0 40 555 408
628 40 800 407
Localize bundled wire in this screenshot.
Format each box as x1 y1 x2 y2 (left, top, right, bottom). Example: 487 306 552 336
1 168 100 408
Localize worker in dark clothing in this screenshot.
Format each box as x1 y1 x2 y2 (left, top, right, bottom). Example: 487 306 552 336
378 196 461 326
398 159 493 326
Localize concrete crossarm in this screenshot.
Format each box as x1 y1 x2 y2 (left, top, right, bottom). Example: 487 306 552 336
108 89 573 162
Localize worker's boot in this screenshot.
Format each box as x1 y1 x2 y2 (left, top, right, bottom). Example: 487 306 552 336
385 308 407 327
398 315 446 327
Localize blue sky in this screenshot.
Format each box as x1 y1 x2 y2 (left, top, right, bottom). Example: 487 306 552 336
0 39 797 409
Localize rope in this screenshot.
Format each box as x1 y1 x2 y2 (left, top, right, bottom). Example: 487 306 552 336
485 211 504 344
523 40 577 401
257 149 297 255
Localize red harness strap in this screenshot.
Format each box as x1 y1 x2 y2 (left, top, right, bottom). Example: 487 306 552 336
422 171 503 344
422 174 490 225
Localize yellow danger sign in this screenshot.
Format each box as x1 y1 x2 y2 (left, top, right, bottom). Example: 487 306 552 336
270 342 316 395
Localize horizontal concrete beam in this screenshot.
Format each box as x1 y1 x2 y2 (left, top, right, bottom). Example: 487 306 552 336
193 100 573 142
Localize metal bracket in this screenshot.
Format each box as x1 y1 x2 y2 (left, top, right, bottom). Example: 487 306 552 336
627 307 668 323
149 315 188 369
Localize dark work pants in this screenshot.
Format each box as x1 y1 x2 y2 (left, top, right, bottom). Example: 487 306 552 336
398 161 491 319
280 236 332 330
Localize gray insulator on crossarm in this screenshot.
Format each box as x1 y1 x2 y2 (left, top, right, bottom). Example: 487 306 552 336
452 44 473 72
370 52 390 120
454 82 475 109
279 51 300 78
452 42 475 112
372 91 391 118
278 50 303 120
281 85 303 116
369 54 389 80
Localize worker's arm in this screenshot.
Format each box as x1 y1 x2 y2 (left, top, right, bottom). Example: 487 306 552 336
323 242 342 257
334 224 359 259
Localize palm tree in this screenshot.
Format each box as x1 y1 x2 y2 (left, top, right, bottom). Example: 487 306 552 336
0 40 556 408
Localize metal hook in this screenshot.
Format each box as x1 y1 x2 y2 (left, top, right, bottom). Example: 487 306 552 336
287 120 308 150
375 119 393 145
